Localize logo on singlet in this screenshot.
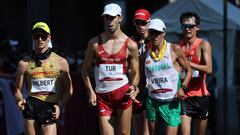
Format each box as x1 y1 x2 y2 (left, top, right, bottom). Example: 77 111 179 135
147 63 170 72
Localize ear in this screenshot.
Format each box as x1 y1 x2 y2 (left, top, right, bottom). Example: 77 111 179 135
48 35 51 41
118 16 122 23
163 32 166 36
196 25 200 31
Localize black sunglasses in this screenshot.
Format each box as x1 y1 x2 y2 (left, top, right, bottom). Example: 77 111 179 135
148 30 164 36
33 34 48 41
181 24 197 30
134 20 148 26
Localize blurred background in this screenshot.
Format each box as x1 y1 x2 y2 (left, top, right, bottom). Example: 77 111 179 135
0 0 240 135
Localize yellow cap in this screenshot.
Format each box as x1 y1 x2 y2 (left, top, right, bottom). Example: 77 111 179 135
32 22 50 34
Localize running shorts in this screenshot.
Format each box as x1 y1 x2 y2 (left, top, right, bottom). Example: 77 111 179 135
97 84 132 116
181 96 210 119
23 96 57 125
145 97 181 127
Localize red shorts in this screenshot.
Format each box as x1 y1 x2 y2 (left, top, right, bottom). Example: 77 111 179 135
96 84 132 116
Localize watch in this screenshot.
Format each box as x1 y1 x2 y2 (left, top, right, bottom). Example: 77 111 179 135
181 84 187 91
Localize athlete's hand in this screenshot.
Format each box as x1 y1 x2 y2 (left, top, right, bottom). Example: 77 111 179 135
175 88 185 100
189 61 195 67
126 85 139 100
17 99 26 111
52 105 60 119
88 92 97 107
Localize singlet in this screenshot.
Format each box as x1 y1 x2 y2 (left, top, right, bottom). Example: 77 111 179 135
179 38 210 97
26 52 61 103
132 33 151 56
145 42 181 101
94 36 129 93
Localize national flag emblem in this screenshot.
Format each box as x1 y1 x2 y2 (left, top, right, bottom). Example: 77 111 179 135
146 60 151 64
190 51 194 55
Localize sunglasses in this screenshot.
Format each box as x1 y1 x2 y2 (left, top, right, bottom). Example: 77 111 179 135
148 30 163 36
181 24 197 30
33 34 48 41
134 20 148 26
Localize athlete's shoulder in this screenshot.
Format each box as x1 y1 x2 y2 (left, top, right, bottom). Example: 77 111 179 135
88 33 103 45
18 56 31 65
51 52 67 64
17 58 30 72
199 38 211 49
171 43 182 51
58 55 68 64
127 37 138 50
171 43 185 57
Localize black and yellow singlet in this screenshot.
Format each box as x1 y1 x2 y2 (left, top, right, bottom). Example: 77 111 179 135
26 52 62 103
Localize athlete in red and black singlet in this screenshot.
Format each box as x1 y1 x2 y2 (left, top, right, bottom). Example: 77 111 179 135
179 38 210 121
179 38 210 97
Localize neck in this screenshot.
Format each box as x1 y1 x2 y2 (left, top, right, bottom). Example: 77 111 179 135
35 47 48 54
184 36 197 45
33 48 52 61
140 32 148 40
152 39 165 52
105 28 123 40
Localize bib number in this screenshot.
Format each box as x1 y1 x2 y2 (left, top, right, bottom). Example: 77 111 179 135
99 64 123 81
149 75 173 93
181 69 199 79
31 78 56 93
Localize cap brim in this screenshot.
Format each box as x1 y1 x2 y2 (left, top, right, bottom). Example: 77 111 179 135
32 28 49 34
134 16 149 21
148 27 164 32
102 12 119 16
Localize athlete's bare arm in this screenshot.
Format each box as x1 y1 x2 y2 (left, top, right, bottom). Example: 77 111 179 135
128 39 140 85
59 57 73 104
15 59 28 110
126 39 140 99
172 44 192 98
81 37 98 106
50 56 72 119
189 40 212 74
173 44 192 86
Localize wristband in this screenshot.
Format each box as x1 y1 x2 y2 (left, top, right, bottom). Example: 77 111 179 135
181 84 187 91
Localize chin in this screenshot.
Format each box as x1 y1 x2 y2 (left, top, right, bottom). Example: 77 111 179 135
107 28 116 33
184 34 192 38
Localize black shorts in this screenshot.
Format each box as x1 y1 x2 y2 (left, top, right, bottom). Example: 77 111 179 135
180 96 210 119
23 97 57 125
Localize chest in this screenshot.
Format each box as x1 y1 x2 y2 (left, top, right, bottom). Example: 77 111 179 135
27 58 60 78
183 45 201 62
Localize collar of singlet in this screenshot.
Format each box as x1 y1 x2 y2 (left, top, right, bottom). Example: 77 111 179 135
32 48 52 67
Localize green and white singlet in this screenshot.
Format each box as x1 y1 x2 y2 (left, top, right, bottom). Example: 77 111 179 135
145 42 181 101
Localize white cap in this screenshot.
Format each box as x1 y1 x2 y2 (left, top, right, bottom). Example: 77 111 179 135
148 18 166 32
102 3 122 16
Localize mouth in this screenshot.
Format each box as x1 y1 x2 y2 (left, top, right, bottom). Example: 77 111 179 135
36 42 44 46
107 24 114 28
137 28 145 33
184 31 192 35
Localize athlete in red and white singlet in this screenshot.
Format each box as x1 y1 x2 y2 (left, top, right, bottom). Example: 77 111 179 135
81 3 139 135
95 36 129 93
95 36 132 116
